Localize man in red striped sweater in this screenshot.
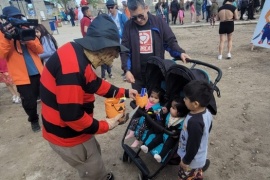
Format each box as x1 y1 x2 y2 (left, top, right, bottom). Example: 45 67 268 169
40 14 137 180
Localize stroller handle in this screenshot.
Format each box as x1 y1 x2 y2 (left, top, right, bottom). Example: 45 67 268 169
175 58 223 87
130 101 178 136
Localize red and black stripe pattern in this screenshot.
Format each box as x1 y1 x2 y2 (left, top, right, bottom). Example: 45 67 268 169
41 42 128 147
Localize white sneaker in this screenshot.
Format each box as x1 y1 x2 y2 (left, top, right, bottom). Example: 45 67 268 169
227 53 231 59
217 55 222 60
140 145 148 153
12 95 16 103
154 154 162 163
14 96 21 104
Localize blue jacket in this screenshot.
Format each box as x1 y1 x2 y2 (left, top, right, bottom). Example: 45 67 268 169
39 35 57 64
109 10 128 39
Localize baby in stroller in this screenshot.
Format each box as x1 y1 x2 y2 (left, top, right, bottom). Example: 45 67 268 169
140 96 189 163
125 87 165 147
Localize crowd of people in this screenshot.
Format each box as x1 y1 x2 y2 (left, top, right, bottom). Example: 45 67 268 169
0 0 266 179
161 0 261 25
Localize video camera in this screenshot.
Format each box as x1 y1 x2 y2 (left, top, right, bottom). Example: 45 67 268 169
0 15 38 41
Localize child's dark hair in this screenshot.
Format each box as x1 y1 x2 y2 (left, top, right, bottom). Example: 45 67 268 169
35 24 58 49
151 87 165 104
183 80 212 107
190 1 194 6
172 96 189 117
81 6 89 15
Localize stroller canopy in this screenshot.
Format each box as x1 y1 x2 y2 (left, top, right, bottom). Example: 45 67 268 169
144 56 175 97
166 64 217 115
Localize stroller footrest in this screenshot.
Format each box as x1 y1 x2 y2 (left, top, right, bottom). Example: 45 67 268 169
122 144 150 176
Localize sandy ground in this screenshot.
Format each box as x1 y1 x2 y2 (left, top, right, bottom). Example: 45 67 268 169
0 17 270 180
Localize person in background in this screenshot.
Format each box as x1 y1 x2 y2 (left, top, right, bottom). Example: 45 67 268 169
0 57 21 104
35 24 58 65
78 0 89 22
195 0 203 22
206 0 212 22
202 0 207 20
122 0 131 19
239 0 249 20
0 6 44 132
69 8 76 26
178 6 185 25
190 1 196 23
80 6 92 37
170 0 180 25
210 0 219 27
74 6 79 26
247 0 255 20
105 0 128 81
121 0 190 93
217 0 238 60
40 14 137 180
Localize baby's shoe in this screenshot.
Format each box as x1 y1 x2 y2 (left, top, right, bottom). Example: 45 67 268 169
217 55 222 60
140 145 148 153
227 53 231 59
154 154 162 163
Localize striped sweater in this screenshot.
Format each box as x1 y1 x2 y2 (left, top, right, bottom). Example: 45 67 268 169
40 42 129 147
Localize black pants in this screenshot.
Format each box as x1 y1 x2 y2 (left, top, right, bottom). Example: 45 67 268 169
171 12 178 24
16 75 40 123
240 7 247 19
206 6 211 22
247 6 254 19
146 132 178 159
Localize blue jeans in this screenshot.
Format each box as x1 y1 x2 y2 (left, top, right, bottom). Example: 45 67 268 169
101 64 112 78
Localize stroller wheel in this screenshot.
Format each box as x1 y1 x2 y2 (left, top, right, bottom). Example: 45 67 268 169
127 156 132 163
122 152 128 162
138 172 149 180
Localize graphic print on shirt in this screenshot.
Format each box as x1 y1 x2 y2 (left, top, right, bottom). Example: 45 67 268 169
178 124 188 157
139 30 153 54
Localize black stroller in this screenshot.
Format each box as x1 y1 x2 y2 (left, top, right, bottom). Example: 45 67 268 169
121 57 222 180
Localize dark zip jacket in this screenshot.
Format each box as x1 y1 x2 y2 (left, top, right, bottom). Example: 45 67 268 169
120 12 185 80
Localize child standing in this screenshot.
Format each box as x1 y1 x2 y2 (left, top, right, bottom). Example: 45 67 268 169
125 88 164 147
190 1 196 23
140 97 189 163
177 80 213 180
210 0 219 27
0 58 21 103
178 7 185 25
35 24 58 65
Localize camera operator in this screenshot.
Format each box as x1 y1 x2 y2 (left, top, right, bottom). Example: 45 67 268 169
0 6 44 132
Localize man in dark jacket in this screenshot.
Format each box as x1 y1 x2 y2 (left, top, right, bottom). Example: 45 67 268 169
121 0 190 92
170 0 180 24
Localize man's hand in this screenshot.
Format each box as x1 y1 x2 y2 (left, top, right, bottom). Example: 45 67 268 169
125 71 135 83
128 89 138 100
180 53 190 63
105 113 123 130
180 160 189 171
3 23 15 35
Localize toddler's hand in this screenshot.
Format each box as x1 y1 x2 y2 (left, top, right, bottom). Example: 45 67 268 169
162 107 168 114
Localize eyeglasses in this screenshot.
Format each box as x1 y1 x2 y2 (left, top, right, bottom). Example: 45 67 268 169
107 6 114 9
130 14 145 21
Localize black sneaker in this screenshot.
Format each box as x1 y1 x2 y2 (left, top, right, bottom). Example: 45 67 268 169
202 159 210 172
31 122 41 132
107 172 114 180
